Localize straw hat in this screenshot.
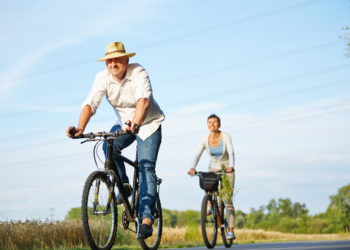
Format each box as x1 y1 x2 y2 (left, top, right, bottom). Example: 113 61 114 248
97 42 136 61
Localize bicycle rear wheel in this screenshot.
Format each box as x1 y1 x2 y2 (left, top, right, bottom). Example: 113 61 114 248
220 201 233 248
201 193 217 249
81 171 118 250
139 195 163 250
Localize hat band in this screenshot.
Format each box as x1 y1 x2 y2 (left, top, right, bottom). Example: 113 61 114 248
105 50 126 56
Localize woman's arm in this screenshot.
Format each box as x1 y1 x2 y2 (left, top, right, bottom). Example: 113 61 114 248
225 133 235 172
188 138 206 175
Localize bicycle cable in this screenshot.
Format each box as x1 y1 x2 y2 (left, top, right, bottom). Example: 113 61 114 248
93 140 105 169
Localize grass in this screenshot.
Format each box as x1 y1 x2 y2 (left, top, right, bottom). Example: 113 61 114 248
1 220 349 249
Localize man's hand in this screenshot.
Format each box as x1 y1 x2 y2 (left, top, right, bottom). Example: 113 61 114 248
225 167 234 173
188 168 196 176
66 126 83 138
124 120 140 133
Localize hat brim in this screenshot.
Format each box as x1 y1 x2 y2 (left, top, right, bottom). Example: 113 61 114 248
97 52 136 61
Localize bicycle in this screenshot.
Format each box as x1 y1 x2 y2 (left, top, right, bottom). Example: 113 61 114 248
70 129 163 250
195 171 233 249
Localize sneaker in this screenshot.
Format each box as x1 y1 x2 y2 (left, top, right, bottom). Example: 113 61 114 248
116 183 132 205
138 224 153 239
226 231 236 240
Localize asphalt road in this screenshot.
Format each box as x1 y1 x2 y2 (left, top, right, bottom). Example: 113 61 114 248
162 241 350 250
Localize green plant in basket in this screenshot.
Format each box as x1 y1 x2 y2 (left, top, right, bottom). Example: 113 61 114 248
218 164 233 202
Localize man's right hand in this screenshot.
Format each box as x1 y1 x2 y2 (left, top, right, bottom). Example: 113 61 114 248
66 126 83 138
188 168 196 176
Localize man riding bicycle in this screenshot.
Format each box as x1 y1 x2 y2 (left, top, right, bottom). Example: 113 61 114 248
66 41 165 239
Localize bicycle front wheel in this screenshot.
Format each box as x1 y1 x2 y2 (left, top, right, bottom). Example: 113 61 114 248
81 171 118 250
139 195 163 250
201 193 217 249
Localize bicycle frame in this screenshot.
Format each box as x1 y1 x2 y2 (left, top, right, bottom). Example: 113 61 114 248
100 138 139 223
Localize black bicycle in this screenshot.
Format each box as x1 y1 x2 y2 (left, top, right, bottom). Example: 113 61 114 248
70 129 163 250
196 171 233 249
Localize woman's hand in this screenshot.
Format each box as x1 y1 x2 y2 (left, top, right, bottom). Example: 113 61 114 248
188 168 196 176
225 167 234 173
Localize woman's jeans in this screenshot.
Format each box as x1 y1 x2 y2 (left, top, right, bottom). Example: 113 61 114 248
103 125 162 222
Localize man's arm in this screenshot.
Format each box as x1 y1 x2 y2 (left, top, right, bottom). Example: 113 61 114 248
126 98 149 133
66 105 93 137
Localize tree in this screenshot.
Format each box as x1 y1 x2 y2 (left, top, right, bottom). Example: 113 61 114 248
278 198 293 217
326 183 350 232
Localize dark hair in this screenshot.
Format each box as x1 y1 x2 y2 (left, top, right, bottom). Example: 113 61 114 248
207 114 221 126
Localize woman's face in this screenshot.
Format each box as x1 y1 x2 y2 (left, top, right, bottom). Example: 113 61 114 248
207 117 220 132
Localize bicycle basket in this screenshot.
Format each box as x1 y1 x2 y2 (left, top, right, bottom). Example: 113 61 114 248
199 172 219 192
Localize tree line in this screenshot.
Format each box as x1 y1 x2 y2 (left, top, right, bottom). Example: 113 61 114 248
161 183 350 234
66 183 350 234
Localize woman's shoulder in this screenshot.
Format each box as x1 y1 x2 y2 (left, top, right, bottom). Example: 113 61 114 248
202 134 209 140
221 131 232 140
199 134 209 144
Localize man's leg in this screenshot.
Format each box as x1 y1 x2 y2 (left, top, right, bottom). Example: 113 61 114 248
137 126 162 225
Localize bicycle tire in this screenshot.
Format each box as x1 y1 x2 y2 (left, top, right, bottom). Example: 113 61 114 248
200 193 217 249
139 195 163 250
220 201 233 248
81 171 118 250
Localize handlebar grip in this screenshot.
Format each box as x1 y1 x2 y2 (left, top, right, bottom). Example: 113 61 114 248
69 127 76 137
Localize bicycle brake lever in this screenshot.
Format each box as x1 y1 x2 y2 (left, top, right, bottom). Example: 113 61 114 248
81 139 90 144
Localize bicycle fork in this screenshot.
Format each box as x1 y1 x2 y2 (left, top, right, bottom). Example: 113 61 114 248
92 171 116 215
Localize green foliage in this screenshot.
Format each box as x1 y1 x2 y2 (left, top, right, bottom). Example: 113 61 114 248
235 210 247 228
65 207 81 220
218 164 233 202
240 183 350 234
324 183 350 233
343 26 350 56
64 183 350 235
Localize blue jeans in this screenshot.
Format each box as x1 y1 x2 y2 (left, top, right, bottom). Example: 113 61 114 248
103 125 162 222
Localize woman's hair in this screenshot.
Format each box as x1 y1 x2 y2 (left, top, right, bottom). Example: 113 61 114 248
207 114 221 126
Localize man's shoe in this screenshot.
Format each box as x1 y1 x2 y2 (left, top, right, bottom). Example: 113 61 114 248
116 183 132 205
226 231 236 240
139 224 153 239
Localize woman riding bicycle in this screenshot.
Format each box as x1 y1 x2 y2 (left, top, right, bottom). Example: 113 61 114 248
188 114 236 240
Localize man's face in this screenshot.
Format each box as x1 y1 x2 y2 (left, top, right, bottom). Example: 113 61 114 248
106 56 129 81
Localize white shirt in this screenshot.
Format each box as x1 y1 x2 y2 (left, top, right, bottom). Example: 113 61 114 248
82 63 165 140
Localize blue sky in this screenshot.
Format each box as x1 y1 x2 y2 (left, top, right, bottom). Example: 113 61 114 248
0 0 349 221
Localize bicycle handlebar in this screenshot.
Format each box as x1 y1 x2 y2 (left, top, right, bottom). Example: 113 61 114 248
69 127 132 140
195 171 224 176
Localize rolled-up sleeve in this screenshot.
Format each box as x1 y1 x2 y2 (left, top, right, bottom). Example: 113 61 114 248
81 73 106 115
133 66 152 100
